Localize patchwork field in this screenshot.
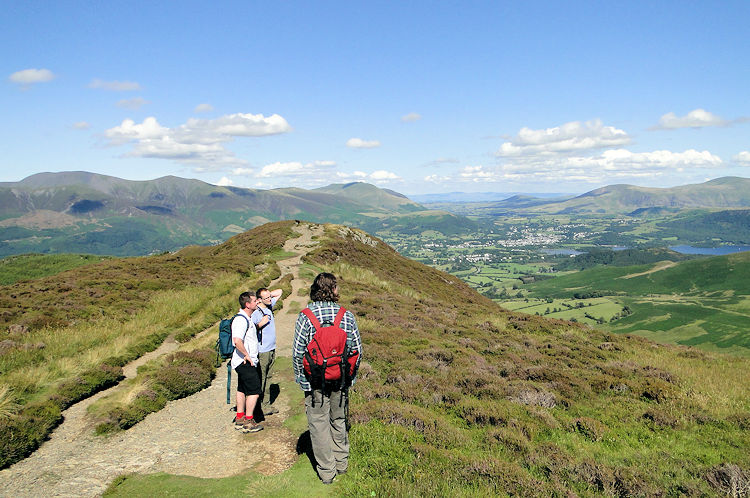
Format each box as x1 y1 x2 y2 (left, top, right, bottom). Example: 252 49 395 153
518 252 750 357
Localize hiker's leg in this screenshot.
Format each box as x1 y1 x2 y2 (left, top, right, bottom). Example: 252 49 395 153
329 389 349 473
236 363 261 418
236 391 246 415
245 393 259 415
305 389 336 482
243 363 262 417
258 350 275 409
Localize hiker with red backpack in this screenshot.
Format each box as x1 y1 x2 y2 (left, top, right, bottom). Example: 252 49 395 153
292 272 362 485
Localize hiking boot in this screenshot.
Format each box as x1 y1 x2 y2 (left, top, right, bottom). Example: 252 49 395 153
263 406 279 415
240 419 264 433
321 475 336 485
336 468 347 476
233 417 245 430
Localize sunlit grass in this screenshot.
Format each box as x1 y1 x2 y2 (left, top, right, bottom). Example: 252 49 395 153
625 346 750 415
326 261 424 300
0 272 244 405
0 384 20 419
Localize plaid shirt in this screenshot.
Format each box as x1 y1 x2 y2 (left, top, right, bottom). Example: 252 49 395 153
292 301 362 391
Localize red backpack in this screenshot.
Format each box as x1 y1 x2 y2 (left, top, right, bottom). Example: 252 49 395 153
302 307 359 389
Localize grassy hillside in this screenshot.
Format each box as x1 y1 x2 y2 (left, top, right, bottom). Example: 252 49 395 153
521 252 750 355
0 222 297 467
0 253 111 285
2 222 748 495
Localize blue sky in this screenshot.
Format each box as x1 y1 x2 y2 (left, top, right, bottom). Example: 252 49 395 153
2 1 749 195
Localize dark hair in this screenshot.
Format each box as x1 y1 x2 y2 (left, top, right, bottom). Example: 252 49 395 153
255 287 268 299
310 272 338 302
239 291 254 308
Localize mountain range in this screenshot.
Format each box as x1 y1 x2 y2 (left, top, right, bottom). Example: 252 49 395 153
0 171 466 257
472 177 750 214
3 173 750 257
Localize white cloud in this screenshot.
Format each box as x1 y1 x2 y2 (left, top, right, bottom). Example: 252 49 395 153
103 113 291 169
369 170 399 180
128 137 228 161
655 108 726 129
433 149 723 187
335 169 401 184
401 112 422 123
497 119 630 156
116 97 150 110
104 117 169 145
215 176 233 186
9 68 56 85
89 79 142 91
733 151 750 166
9 68 56 92
424 174 452 183
187 113 291 137
195 103 214 113
231 167 254 175
346 137 381 149
238 161 400 188
418 117 729 190
72 121 91 130
257 160 336 178
423 158 460 167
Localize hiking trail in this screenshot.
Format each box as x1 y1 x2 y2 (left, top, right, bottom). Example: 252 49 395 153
0 222 324 497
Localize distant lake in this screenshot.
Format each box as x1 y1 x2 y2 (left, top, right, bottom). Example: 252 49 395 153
541 248 584 256
670 245 750 255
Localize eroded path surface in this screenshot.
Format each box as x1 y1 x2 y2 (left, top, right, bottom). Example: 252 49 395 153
0 222 323 497
618 260 678 279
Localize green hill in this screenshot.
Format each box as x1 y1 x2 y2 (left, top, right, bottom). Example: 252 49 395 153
314 181 423 212
480 177 750 214
360 209 477 235
523 252 750 354
1 221 748 495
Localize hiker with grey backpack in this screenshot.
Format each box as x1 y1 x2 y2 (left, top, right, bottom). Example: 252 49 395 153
292 273 362 485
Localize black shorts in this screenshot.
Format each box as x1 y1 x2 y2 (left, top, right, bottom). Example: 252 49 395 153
235 362 262 395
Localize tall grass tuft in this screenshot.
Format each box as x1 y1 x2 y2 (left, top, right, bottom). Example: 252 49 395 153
0 385 20 419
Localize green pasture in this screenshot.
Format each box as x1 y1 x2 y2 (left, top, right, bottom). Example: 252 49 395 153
610 296 750 356
500 297 626 325
518 252 750 356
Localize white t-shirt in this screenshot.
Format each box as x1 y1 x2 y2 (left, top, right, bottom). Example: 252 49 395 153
230 309 258 369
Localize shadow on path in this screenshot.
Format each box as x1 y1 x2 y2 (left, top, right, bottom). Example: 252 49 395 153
295 430 318 472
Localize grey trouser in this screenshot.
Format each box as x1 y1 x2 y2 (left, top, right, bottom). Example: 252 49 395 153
305 389 349 481
258 350 275 408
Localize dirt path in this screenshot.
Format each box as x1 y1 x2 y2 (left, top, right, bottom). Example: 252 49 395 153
618 260 678 279
0 222 323 497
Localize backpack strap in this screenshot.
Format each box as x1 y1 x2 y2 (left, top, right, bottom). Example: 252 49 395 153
234 313 250 339
226 362 232 404
333 307 347 327
302 306 347 332
301 307 322 331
